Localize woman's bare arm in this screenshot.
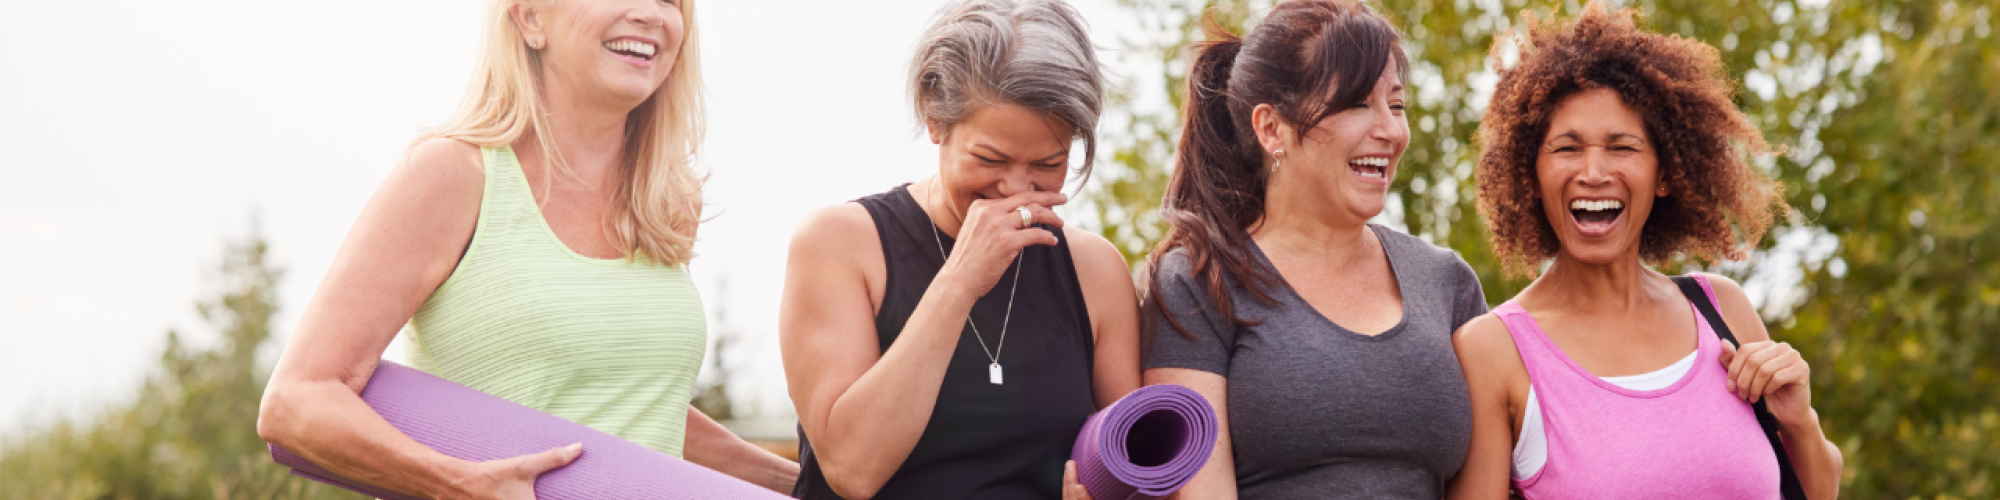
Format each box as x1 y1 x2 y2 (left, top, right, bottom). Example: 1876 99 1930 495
257 139 579 500
1446 314 1527 500
682 406 800 493
1065 226 1143 407
780 192 1066 500
1704 274 1844 500
1144 368 1236 500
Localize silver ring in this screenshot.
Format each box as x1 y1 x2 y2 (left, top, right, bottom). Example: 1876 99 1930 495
1017 206 1033 228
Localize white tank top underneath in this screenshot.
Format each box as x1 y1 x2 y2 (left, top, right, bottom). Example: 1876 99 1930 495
1512 350 1699 480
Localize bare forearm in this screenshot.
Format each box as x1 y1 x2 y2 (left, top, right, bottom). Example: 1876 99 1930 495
815 271 981 490
1170 442 1239 500
260 379 478 500
683 407 799 493
1779 410 1844 500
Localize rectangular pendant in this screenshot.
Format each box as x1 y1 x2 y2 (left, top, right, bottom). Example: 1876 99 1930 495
989 362 1004 385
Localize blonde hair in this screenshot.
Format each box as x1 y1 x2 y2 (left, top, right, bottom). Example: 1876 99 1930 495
418 0 706 266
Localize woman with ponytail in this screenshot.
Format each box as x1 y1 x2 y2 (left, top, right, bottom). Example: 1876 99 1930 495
1140 1 1487 498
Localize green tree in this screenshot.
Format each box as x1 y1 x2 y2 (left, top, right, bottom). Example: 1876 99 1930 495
0 222 364 500
1085 0 1999 496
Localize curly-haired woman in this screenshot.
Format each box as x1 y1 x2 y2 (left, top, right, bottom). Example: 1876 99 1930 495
1448 2 1842 499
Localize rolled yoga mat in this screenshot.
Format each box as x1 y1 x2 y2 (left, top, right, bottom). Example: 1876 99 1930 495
268 360 788 500
1070 384 1219 500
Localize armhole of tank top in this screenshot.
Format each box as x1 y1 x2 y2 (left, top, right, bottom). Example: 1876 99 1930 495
1496 304 1549 483
1052 228 1096 348
406 146 498 372
856 197 899 328
429 147 499 296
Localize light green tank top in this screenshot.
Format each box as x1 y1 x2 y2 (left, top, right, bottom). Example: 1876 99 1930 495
403 146 706 457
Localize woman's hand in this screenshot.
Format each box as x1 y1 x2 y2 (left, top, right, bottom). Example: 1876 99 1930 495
1063 460 1095 500
1719 340 1813 426
456 444 584 500
937 189 1068 294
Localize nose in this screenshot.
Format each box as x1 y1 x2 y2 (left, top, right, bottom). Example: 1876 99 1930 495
628 3 666 28
1580 147 1614 186
997 166 1036 197
1369 104 1408 146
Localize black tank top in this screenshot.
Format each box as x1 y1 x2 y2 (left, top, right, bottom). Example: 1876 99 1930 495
794 184 1097 500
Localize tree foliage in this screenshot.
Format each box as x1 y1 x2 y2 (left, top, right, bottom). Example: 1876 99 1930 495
1085 0 1998 496
0 223 364 500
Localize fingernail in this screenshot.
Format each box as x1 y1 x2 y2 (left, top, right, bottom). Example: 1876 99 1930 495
569 443 584 453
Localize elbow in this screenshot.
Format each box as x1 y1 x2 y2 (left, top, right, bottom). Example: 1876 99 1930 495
820 460 884 500
256 381 299 447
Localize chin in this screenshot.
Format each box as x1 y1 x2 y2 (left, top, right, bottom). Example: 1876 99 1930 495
607 87 657 107
1558 245 1633 267
1347 194 1388 219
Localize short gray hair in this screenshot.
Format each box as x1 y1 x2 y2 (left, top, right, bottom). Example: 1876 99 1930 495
910 0 1105 177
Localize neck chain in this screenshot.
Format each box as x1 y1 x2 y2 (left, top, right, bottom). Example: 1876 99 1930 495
927 180 1023 385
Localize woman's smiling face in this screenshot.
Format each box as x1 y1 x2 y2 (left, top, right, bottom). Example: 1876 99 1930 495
1278 60 1410 222
930 103 1076 209
519 0 685 109
1536 88 1662 266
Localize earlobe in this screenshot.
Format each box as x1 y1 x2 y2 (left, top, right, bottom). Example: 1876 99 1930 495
926 120 945 145
510 5 545 44
1250 104 1288 158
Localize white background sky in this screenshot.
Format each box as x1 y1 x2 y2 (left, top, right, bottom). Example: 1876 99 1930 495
0 0 1145 432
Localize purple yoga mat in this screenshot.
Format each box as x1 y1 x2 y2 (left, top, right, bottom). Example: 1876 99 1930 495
267 360 787 500
1070 384 1218 500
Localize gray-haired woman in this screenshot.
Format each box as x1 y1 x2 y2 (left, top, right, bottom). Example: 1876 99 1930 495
777 0 1141 499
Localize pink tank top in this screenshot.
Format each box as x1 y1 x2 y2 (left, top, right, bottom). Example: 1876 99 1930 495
1496 275 1780 498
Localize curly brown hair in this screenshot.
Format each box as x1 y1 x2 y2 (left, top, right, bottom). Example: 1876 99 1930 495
1475 0 1786 275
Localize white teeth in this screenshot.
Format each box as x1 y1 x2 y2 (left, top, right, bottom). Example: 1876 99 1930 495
1568 199 1625 211
1349 157 1388 167
604 40 657 57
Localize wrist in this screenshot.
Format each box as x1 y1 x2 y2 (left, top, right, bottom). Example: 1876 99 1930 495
426 457 489 500
931 266 983 300
1776 407 1823 437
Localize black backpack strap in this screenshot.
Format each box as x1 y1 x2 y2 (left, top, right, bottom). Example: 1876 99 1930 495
1672 275 1808 500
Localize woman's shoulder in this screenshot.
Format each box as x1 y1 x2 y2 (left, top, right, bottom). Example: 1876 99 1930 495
1147 245 1201 283
1688 272 1770 343
791 202 877 251
375 138 486 224
1452 310 1525 374
402 138 486 181
1371 224 1479 281
1062 226 1129 276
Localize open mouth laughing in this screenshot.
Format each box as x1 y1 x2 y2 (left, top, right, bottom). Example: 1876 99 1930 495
1568 198 1624 236
1349 156 1390 184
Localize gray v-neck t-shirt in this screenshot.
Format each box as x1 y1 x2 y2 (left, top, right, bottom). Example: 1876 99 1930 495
1143 224 1487 499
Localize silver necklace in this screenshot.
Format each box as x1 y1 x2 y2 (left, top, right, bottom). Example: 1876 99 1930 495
926 184 1023 385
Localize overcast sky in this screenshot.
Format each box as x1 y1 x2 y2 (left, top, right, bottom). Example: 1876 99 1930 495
0 0 1138 431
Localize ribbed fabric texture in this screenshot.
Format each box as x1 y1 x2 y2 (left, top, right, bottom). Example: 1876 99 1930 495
403 146 706 457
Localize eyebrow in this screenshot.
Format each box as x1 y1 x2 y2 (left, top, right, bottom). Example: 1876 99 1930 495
1545 131 1647 143
975 143 1067 163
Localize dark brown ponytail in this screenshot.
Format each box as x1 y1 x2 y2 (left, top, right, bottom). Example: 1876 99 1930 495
1144 0 1409 337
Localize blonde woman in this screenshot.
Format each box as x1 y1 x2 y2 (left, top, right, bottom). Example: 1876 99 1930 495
256 0 797 498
